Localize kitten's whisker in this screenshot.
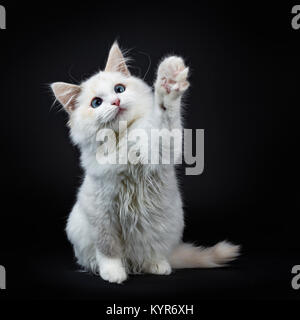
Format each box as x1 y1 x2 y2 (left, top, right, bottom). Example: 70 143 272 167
138 51 152 81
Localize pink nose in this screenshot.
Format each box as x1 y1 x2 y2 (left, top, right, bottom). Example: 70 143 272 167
112 98 120 107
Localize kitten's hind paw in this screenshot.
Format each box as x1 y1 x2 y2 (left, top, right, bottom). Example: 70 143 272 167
156 56 189 97
144 259 172 275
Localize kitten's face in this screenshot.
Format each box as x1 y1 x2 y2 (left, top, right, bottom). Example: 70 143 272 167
74 71 151 132
51 42 153 142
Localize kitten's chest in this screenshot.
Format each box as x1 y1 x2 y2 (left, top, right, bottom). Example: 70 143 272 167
115 165 165 235
116 164 147 210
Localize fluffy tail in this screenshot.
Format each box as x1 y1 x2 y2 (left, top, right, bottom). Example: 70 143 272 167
169 241 240 269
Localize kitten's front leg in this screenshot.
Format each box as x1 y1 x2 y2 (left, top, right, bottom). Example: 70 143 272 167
96 217 127 284
154 56 189 128
96 250 127 284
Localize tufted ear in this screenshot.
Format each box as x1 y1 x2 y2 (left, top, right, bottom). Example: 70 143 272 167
104 42 130 76
51 82 81 113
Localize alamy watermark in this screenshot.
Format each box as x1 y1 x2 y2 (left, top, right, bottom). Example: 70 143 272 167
0 5 6 29
292 5 300 29
0 265 5 289
95 121 204 175
291 265 300 290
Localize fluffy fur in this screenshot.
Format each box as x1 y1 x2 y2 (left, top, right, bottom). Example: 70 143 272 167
51 42 240 284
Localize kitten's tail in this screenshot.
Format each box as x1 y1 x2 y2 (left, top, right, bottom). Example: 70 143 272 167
169 241 240 269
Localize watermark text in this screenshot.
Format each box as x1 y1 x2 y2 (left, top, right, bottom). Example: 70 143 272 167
0 265 5 289
95 121 204 175
0 5 6 29
292 265 300 290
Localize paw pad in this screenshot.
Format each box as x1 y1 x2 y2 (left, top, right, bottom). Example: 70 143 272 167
157 56 189 95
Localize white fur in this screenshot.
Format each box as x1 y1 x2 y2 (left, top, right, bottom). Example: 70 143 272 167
96 251 127 284
52 42 240 284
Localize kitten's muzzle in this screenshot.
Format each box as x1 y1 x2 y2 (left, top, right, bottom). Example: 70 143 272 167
112 98 120 107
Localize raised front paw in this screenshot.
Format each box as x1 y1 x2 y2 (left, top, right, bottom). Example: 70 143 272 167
156 56 189 97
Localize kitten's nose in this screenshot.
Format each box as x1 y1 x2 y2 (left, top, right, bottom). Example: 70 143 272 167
112 98 120 107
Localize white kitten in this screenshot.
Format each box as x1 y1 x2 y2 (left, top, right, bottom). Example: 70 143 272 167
51 42 240 284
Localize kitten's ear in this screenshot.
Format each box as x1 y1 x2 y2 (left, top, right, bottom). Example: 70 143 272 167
104 42 130 76
51 82 81 113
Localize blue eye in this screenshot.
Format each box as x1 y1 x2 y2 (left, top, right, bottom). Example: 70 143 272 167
91 97 103 108
114 84 126 93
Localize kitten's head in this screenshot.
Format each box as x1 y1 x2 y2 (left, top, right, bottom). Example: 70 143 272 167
51 42 152 144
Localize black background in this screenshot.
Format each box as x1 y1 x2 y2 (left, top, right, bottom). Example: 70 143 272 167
0 1 299 303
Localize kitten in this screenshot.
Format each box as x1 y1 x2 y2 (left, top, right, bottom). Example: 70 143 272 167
51 42 240 284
